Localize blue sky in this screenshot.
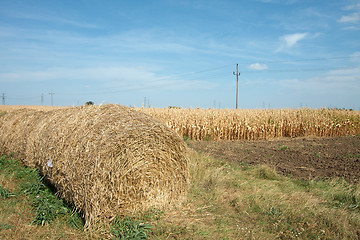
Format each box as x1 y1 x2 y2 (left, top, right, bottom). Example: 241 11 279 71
1 0 360 109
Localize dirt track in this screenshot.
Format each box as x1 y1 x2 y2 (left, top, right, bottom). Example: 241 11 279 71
189 136 360 183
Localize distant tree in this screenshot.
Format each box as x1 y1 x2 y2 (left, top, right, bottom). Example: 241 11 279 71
85 101 94 106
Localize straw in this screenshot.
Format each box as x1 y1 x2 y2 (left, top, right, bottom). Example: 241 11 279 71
0 104 189 226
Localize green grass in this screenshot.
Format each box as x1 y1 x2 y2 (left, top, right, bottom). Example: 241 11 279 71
279 145 288 150
1 152 360 239
0 155 86 239
111 216 152 239
178 151 360 239
0 185 15 198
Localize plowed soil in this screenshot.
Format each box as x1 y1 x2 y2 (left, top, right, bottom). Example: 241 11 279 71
189 136 360 183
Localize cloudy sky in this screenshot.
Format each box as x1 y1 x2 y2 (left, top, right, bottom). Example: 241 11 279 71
1 0 359 109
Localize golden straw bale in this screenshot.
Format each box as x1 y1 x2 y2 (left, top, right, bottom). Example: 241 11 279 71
1 104 189 227
0 109 45 164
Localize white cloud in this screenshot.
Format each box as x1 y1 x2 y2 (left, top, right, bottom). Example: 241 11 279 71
338 3 360 28
326 66 360 77
275 32 308 52
338 12 360 23
282 33 308 47
273 66 360 91
351 51 360 59
341 25 360 30
248 63 268 70
0 10 100 29
0 66 214 92
343 3 360 11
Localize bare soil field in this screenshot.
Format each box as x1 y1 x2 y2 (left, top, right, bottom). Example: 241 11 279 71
189 136 360 183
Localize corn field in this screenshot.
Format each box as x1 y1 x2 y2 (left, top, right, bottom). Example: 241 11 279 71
139 108 360 141
1 105 359 141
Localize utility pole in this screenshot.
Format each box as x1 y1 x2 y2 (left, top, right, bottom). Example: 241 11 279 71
2 93 5 105
49 91 55 106
233 64 240 109
41 93 44 105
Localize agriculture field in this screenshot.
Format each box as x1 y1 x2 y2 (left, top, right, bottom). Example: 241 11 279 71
0 105 66 113
1 105 359 141
1 105 360 239
189 135 360 183
139 108 360 140
1 148 360 239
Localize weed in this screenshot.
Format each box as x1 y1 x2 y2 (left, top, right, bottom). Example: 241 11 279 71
14 167 38 179
67 212 84 230
279 145 288 151
331 189 359 211
291 178 311 190
183 135 190 146
0 155 83 228
31 194 69 226
0 155 18 174
111 216 152 239
0 185 15 198
257 166 280 180
337 153 360 160
240 162 251 170
264 206 283 217
141 208 164 221
150 223 188 239
0 223 14 230
20 176 46 195
198 229 210 236
0 155 8 166
17 166 72 226
205 134 212 141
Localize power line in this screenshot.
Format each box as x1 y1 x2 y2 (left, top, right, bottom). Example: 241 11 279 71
2 93 5 105
166 64 233 79
4 55 358 104
47 65 359 97
162 55 359 81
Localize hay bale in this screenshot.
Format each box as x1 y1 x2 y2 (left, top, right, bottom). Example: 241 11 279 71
0 109 45 165
1 104 189 226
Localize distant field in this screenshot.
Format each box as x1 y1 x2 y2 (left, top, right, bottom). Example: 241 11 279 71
140 107 360 140
1 105 359 140
0 105 66 112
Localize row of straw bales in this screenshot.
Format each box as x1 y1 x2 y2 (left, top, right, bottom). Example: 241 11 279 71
0 104 189 227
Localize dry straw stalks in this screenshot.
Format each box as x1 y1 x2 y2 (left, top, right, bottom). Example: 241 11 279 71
0 104 189 227
140 108 360 140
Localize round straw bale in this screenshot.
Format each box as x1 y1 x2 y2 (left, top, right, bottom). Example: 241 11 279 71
0 109 45 165
24 104 189 226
